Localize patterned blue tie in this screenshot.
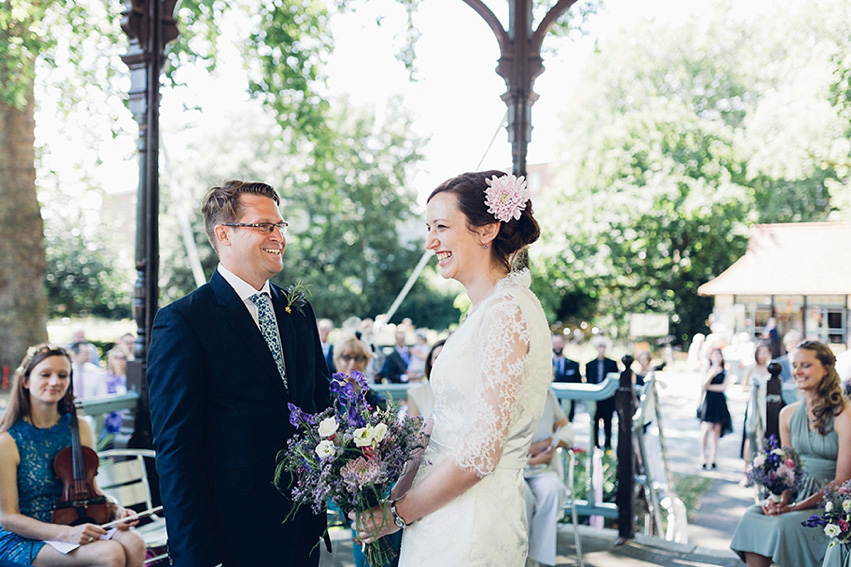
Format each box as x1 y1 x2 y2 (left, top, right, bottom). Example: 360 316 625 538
249 292 288 389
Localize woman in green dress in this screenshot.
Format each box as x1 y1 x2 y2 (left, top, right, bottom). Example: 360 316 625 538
731 340 851 567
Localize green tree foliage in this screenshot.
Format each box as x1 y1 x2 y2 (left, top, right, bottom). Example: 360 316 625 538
536 1 850 343
276 97 427 323
0 0 113 370
43 211 133 319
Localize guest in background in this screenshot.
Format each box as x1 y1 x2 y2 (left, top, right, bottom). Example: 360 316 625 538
118 333 136 360
102 347 129 445
377 330 412 384
406 330 429 381
334 336 387 412
407 340 445 420
68 327 101 366
524 389 574 567
358 318 385 382
741 343 772 481
318 318 337 374
552 333 581 422
774 330 803 383
697 348 733 469
762 317 782 359
585 336 619 451
68 342 106 400
633 350 652 387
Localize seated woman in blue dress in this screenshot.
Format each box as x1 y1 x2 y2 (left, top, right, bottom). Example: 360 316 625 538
731 340 851 567
0 344 145 566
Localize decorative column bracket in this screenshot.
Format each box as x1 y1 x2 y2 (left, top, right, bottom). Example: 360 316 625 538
120 0 178 453
120 0 178 364
461 0 578 177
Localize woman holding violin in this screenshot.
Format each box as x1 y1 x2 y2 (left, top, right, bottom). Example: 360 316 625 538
0 344 144 566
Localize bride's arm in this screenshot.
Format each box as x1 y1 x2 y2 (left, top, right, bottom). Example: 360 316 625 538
390 418 433 499
391 458 481 523
356 298 530 539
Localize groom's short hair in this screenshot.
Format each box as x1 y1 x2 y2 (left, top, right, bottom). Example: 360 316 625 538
201 180 280 251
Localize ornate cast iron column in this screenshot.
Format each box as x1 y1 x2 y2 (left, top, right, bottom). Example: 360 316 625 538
461 0 578 177
121 0 178 450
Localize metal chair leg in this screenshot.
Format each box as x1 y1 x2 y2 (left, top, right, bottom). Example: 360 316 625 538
566 449 584 567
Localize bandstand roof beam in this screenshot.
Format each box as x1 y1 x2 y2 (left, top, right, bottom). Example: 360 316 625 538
461 0 580 177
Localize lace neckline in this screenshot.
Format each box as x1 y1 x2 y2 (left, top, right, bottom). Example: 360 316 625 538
495 268 531 291
465 269 531 319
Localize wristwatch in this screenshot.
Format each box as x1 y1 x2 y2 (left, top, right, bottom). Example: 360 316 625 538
390 499 410 529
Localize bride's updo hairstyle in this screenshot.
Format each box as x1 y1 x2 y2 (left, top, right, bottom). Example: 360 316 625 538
428 170 541 272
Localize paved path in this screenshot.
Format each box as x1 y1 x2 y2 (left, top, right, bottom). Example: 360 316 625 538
320 365 758 566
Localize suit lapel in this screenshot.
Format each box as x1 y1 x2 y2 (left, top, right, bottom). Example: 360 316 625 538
269 285 298 396
210 272 289 398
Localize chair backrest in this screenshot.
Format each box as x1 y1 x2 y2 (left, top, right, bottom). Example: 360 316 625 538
96 449 157 511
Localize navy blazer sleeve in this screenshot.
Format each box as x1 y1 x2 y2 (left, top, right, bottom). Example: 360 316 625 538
377 350 408 383
148 304 220 567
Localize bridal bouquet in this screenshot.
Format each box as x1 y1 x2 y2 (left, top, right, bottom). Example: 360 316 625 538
802 480 851 545
275 370 426 565
747 434 804 501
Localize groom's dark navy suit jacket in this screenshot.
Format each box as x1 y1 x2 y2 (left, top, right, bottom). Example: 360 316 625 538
148 270 331 567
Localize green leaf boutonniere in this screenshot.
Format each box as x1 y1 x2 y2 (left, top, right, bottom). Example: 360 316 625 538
282 281 310 315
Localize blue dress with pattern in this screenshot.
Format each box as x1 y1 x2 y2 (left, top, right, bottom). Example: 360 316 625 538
0 413 71 564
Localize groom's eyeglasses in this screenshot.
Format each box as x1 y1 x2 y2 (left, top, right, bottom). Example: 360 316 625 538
221 222 288 235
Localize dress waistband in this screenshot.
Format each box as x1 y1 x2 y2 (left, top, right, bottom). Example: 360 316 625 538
428 437 527 471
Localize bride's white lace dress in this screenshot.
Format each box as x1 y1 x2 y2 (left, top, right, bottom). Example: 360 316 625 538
398 270 551 566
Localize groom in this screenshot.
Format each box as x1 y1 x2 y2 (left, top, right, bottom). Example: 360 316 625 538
147 180 331 567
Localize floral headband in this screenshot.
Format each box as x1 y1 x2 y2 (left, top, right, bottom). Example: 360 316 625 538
484 174 530 223
18 343 69 375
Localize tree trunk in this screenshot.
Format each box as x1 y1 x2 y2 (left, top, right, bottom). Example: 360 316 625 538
0 79 49 377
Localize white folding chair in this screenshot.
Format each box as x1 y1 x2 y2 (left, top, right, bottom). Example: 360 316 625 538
96 449 167 565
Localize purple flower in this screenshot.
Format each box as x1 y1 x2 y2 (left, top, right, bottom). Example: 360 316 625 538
288 403 302 428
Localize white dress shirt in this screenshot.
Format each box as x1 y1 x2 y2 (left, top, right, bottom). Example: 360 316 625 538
217 264 283 346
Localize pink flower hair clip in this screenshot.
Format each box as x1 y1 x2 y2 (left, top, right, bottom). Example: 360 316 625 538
484 173 530 222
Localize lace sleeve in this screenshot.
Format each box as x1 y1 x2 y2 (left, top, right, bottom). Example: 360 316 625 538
455 294 530 477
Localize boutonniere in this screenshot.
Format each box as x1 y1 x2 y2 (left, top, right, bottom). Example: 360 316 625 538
282 281 310 315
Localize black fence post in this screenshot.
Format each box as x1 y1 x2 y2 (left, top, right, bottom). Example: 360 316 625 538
616 354 635 542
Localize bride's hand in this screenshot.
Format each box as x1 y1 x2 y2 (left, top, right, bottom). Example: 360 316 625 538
348 505 400 544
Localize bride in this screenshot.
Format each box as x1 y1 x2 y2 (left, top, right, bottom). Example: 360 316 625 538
354 170 552 566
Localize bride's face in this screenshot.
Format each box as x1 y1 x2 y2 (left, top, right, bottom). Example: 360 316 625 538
425 192 488 285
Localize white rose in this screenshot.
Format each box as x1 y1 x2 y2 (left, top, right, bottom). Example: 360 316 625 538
771 448 785 456
826 501 834 513
753 455 765 468
353 427 373 447
318 417 339 438
315 439 335 459
825 524 842 538
371 423 388 443
843 500 851 512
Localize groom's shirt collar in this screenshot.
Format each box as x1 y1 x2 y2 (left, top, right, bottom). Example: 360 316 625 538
217 263 271 299
217 263 272 328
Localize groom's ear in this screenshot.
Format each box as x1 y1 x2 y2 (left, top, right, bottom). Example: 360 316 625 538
214 225 231 249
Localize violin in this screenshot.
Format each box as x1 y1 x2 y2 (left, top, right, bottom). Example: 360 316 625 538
50 400 110 526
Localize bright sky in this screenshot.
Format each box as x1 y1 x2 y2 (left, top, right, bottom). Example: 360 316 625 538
323 0 728 200
44 0 775 204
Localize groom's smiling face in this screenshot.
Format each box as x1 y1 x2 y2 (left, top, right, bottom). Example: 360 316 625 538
218 194 286 289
